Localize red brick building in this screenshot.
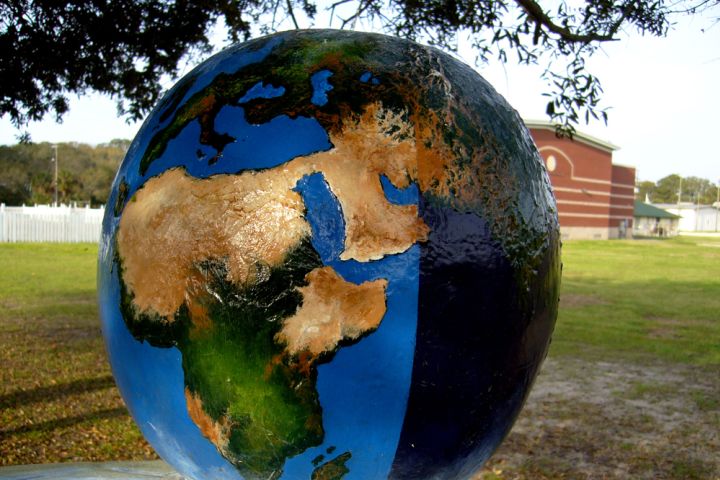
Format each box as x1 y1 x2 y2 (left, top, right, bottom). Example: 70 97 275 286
527 121 636 240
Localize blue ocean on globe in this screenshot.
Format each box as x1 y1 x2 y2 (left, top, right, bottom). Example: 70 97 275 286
98 29 560 480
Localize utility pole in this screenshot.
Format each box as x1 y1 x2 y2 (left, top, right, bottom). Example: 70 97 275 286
715 180 720 232
677 177 683 205
51 144 58 206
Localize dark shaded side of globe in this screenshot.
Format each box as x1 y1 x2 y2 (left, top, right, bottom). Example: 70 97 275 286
375 30 562 478
117 238 327 479
389 201 560 479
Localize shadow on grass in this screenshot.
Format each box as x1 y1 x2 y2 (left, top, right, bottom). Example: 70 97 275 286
1 407 128 436
0 375 115 410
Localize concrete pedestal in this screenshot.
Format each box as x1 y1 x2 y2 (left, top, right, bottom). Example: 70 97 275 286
0 461 183 480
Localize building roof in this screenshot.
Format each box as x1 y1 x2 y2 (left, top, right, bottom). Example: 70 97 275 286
524 120 620 153
634 201 681 219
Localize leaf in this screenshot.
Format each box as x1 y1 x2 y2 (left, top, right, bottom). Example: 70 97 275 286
546 101 555 115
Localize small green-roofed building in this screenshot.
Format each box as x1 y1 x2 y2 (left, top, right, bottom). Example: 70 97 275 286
634 201 681 237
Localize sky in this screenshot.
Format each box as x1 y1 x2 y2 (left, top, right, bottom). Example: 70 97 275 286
469 14 720 184
1 7 718 184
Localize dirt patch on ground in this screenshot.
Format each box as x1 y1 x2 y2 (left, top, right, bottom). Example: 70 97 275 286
477 357 720 479
560 294 606 309
644 316 714 340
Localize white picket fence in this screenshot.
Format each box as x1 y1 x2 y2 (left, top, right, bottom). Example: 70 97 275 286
0 204 104 243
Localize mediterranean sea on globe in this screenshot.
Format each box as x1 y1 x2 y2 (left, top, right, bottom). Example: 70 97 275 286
97 29 561 480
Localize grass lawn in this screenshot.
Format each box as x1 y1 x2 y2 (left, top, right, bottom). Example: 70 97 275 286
0 238 718 476
553 236 720 365
0 243 156 465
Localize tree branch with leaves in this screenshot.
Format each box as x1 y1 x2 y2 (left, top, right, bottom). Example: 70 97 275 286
1 0 717 139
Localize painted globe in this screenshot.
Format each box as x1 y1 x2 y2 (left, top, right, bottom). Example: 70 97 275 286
98 29 560 480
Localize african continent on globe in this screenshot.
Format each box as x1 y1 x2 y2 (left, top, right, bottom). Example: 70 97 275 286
98 29 560 480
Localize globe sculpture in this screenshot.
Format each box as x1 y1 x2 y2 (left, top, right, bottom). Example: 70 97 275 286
98 29 561 480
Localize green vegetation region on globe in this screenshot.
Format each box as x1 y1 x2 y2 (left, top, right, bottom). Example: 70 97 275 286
97 29 561 480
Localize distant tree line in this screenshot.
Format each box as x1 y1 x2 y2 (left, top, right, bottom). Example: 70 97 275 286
637 174 720 205
0 139 129 206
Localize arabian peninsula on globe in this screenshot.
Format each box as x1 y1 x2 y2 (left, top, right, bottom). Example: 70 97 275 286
98 29 561 480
